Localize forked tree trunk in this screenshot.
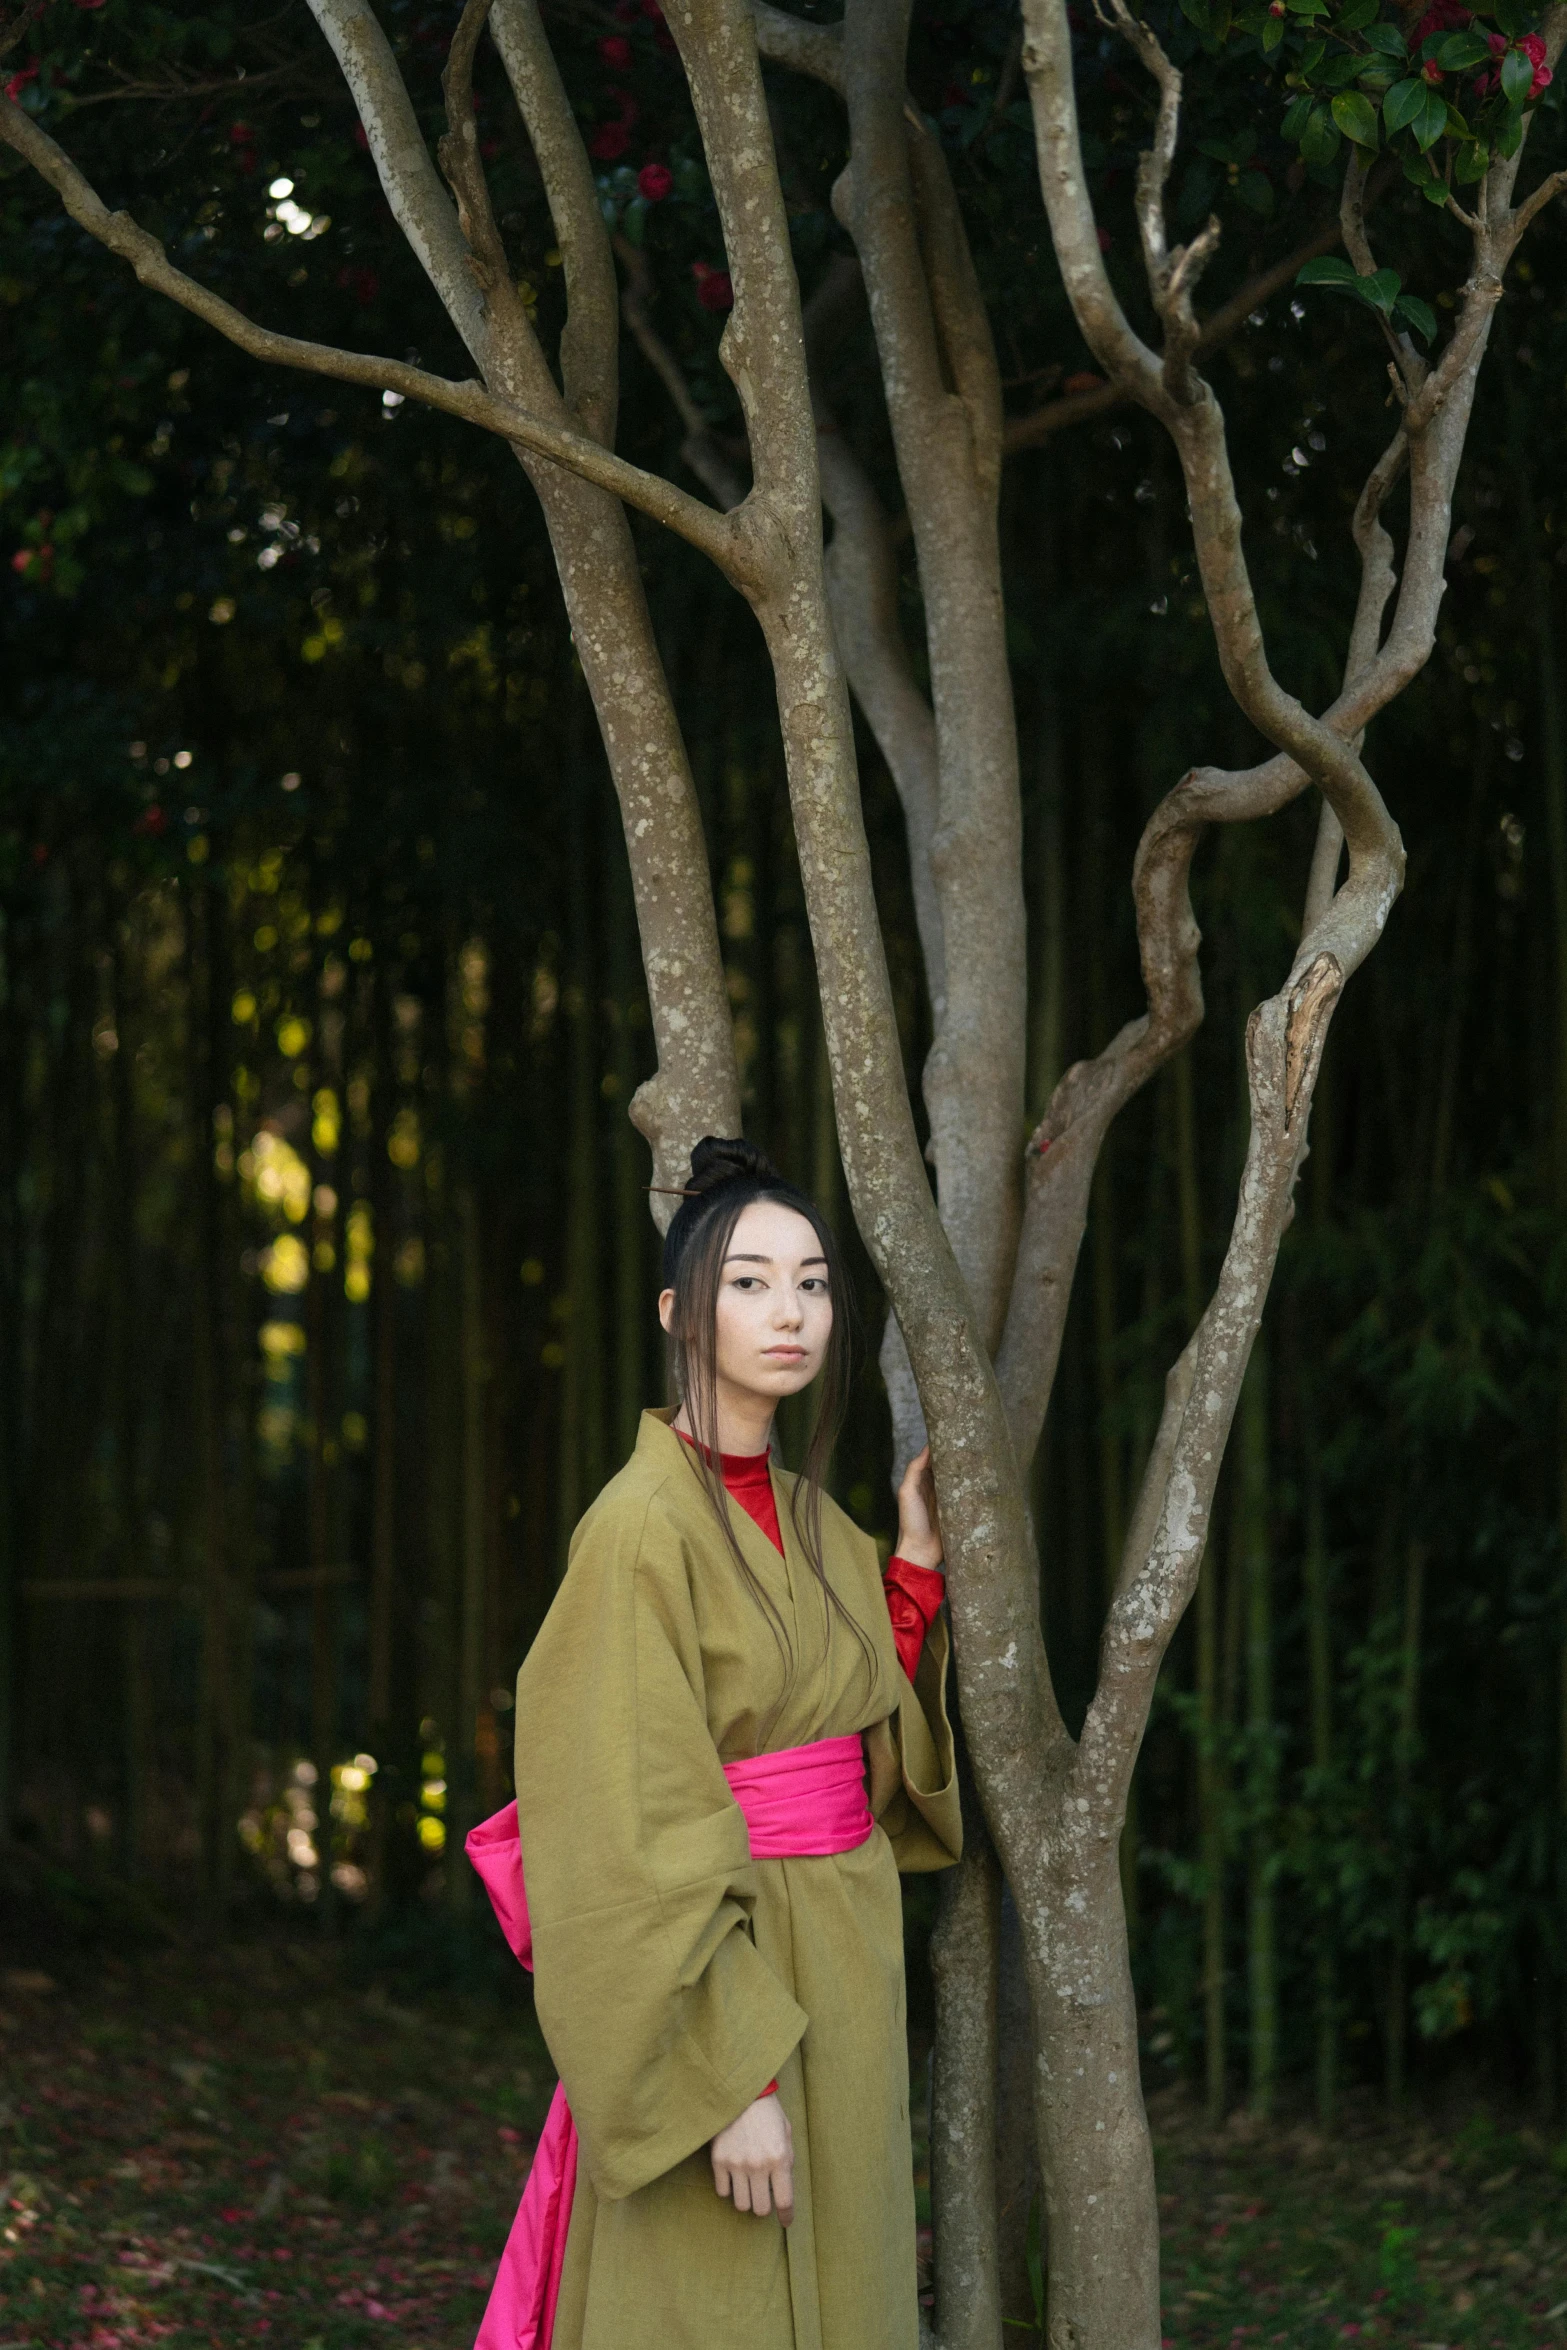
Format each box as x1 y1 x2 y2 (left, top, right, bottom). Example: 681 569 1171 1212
9 0 1567 2332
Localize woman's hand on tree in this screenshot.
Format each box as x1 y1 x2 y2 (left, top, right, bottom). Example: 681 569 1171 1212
895 1445 943 1569
711 2094 794 2224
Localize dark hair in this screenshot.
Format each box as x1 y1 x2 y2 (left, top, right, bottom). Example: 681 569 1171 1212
661 1136 874 1721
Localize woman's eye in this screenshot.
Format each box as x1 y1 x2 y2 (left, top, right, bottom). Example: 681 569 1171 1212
731 1276 762 1291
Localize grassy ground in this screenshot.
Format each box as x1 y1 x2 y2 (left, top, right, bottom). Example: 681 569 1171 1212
3 1944 1566 2348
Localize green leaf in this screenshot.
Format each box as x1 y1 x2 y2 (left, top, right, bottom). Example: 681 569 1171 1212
1357 266 1403 313
1500 44 1533 101
1282 90 1316 134
1495 107 1525 153
1493 0 1533 34
1436 28 1492 66
1180 0 1213 34
1453 137 1490 178
1382 74 1426 129
1262 12 1286 49
1363 21 1409 56
1296 254 1364 286
1299 103 1345 160
1317 47 1368 80
1336 0 1380 24
1420 172 1452 200
1394 293 1438 343
1236 168 1276 214
1402 145 1441 185
1333 87 1382 140
1414 86 1450 145
1297 255 1404 313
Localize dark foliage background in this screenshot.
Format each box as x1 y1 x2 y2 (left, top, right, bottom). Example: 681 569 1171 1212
3 0 1566 2139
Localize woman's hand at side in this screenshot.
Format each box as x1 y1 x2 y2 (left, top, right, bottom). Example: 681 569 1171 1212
711 2095 794 2224
895 1444 943 1570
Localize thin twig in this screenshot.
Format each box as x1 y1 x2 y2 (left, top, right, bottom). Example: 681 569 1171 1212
614 234 749 509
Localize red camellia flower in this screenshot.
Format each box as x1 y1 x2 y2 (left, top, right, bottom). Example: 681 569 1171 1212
692 261 734 311
73 0 110 11
598 33 632 68
1422 56 1445 80
1518 30 1552 93
5 61 39 101
589 119 632 160
638 161 674 201
1411 0 1470 41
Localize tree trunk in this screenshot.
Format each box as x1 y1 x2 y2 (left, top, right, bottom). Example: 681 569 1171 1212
930 1810 1003 2350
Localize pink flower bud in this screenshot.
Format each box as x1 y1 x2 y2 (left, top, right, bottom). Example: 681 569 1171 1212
638 162 674 201
598 34 632 68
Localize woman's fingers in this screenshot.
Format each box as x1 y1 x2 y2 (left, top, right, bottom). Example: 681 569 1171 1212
710 2096 793 2222
710 2155 793 2223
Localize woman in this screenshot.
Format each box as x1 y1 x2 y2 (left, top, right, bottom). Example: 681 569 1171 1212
475 1136 959 2350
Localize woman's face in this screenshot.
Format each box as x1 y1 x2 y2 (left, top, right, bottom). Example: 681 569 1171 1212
662 1198 834 1410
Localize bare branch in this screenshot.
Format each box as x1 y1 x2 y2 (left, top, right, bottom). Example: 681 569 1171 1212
1508 163 1567 244
438 0 537 354
838 0 1027 1357
906 116 1005 506
305 0 490 366
491 0 622 446
1079 952 1345 1825
1020 0 1165 404
616 237 750 510
804 261 947 1017
751 0 844 90
1003 212 1344 452
0 94 751 581
0 1 46 65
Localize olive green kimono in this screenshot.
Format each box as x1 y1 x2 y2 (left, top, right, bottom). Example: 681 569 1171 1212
511 1408 961 2350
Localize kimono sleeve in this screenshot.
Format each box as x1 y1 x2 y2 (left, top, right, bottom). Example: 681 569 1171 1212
866 1595 962 1874
512 1488 807 2202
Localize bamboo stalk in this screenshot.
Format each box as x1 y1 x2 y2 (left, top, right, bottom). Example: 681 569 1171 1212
1238 1343 1276 2119
1386 1541 1427 2113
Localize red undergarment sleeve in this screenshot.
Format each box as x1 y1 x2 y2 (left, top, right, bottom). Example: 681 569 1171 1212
882 1555 947 1683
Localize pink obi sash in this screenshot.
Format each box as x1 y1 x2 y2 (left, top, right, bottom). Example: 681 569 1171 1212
466 1732 873 2350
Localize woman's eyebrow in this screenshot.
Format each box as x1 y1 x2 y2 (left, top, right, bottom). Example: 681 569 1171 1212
723 1253 828 1268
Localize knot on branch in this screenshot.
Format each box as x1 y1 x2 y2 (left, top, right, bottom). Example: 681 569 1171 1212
1283 950 1343 1133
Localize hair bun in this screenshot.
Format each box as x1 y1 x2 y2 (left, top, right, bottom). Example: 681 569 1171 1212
686 1135 783 1197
